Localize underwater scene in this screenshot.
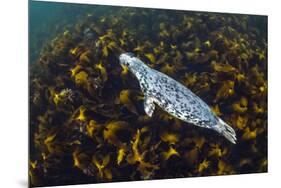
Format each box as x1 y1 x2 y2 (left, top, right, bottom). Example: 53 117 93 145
29 1 268 187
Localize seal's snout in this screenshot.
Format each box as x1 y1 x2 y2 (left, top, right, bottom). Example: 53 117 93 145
119 52 135 67
119 53 127 66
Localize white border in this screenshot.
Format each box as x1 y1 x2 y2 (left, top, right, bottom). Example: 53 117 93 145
36 0 270 15
1 0 280 188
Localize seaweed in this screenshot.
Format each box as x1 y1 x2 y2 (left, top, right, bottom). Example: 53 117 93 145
29 5 267 187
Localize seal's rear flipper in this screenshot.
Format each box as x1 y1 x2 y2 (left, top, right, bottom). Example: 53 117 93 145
144 96 156 117
215 117 237 144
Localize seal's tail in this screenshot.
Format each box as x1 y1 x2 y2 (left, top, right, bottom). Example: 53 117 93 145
215 117 237 144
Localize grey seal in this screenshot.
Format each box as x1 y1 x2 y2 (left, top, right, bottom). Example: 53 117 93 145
119 52 237 144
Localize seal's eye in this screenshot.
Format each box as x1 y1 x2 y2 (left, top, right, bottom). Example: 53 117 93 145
124 61 130 66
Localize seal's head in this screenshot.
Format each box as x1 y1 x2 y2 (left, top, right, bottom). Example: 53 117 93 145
119 52 146 76
119 52 136 68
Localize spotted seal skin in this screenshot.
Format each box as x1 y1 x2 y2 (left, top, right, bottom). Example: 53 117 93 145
119 52 237 144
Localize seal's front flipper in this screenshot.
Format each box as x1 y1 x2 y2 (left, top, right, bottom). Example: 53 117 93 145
144 96 155 117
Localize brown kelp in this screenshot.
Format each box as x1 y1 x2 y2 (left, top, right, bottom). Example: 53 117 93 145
29 5 267 187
